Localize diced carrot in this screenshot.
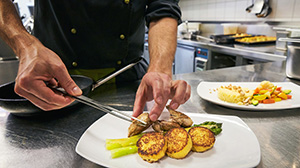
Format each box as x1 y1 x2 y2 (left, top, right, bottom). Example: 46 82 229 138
254 88 260 94
262 99 275 104
276 87 282 91
287 95 292 99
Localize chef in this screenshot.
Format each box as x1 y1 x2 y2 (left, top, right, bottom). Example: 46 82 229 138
0 0 191 121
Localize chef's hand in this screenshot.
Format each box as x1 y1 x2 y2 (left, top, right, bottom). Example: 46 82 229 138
133 72 191 121
14 38 82 111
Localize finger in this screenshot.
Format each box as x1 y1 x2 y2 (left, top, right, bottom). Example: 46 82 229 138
151 78 164 105
15 86 74 111
184 84 191 102
169 80 190 109
53 66 82 96
47 78 58 87
133 87 147 118
16 79 74 107
149 97 168 121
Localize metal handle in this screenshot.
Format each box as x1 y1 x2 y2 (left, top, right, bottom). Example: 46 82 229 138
92 57 142 90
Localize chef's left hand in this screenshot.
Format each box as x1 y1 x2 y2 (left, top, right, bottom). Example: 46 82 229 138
133 72 191 121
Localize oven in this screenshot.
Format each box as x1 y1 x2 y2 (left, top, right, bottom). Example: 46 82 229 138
194 48 209 71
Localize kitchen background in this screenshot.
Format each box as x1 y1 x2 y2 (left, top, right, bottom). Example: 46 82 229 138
179 0 300 22
1 0 300 84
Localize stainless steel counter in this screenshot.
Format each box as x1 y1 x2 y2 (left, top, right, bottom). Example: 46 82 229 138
1 61 300 168
177 39 287 62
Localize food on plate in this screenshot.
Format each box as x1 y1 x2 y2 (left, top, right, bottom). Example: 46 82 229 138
106 108 223 160
106 134 144 150
217 84 254 105
128 113 153 137
251 81 292 106
110 145 138 158
216 81 292 106
188 126 215 152
136 132 167 163
165 127 192 159
167 106 193 127
192 121 223 135
152 120 181 133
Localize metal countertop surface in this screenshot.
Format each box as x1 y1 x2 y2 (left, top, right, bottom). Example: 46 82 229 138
1 61 300 168
177 38 287 62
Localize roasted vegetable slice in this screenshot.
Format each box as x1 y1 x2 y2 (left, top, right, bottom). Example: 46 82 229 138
192 121 223 135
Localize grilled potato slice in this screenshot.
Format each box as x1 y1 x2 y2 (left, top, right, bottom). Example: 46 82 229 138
165 127 192 159
136 132 167 163
188 126 215 152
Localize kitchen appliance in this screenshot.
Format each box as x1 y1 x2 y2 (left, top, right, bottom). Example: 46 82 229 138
194 48 209 71
279 38 300 80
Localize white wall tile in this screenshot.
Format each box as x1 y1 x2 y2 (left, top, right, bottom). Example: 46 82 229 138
275 0 295 20
235 0 248 21
215 2 225 20
207 2 216 20
179 0 299 22
224 1 236 20
293 0 300 19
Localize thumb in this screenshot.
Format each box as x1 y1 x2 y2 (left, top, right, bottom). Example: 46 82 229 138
55 70 82 96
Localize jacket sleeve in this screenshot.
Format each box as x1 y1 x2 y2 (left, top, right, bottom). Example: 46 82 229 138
145 0 182 27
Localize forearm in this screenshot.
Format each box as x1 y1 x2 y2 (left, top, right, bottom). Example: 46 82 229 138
0 0 35 55
147 17 178 77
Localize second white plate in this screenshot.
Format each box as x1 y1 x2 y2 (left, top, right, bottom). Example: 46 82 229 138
197 81 299 110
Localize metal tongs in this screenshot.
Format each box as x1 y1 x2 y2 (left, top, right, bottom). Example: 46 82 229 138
53 57 147 126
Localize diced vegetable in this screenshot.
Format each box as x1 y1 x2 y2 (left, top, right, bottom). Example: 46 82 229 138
259 90 268 94
264 91 271 99
192 121 223 135
274 98 282 102
270 86 277 94
106 134 143 150
276 87 282 91
254 88 260 94
287 95 292 99
252 99 259 106
253 94 267 101
283 89 291 95
277 92 287 100
262 98 275 104
110 145 138 158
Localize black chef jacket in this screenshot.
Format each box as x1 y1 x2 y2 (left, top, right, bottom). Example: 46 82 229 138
33 0 181 82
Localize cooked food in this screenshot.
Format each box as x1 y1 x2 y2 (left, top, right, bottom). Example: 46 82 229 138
110 145 138 158
165 127 192 159
167 106 193 127
188 126 215 152
136 132 167 163
152 120 181 133
128 113 153 137
231 33 251 38
192 121 223 135
251 81 292 105
217 84 254 105
236 36 276 43
216 81 292 106
106 134 143 150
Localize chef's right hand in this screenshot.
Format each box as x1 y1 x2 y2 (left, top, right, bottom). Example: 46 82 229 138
14 37 82 111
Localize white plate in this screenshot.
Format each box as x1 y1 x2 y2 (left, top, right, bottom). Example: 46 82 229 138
197 81 299 110
76 111 261 168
